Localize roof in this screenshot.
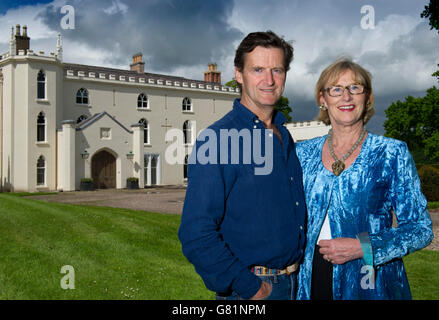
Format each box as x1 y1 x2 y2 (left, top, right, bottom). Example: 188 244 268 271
63 62 224 87
76 111 133 133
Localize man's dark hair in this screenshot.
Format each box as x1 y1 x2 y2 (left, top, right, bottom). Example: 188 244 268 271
233 31 294 92
234 30 294 72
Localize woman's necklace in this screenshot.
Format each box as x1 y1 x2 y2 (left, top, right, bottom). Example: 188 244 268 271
328 127 367 176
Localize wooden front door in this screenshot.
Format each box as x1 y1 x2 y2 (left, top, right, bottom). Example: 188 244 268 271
92 150 116 189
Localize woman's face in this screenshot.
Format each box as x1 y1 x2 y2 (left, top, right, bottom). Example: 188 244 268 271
319 69 367 128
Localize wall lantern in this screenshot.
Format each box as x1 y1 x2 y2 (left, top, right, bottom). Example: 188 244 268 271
81 150 90 159
126 151 134 160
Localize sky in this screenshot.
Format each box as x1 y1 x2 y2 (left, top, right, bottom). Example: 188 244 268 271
1 0 438 134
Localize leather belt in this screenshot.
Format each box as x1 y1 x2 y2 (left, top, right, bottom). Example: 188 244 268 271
251 262 299 276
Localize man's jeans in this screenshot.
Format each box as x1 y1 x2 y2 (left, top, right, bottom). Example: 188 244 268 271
215 272 297 300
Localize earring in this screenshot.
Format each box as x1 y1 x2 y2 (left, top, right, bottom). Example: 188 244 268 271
319 105 328 111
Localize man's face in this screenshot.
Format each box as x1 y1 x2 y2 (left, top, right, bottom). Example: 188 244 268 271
235 46 286 111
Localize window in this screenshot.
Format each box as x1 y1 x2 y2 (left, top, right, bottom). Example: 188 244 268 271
138 118 149 144
37 112 46 142
37 70 46 99
137 93 148 108
184 154 189 180
37 155 45 186
144 154 160 186
76 115 88 124
182 97 192 112
183 120 192 145
76 88 89 104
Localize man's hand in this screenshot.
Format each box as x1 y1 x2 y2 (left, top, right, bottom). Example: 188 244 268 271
249 281 272 300
318 238 363 265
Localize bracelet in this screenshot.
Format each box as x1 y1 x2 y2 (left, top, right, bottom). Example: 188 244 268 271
357 232 374 266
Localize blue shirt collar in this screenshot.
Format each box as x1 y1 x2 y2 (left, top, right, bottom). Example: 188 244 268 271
233 98 287 127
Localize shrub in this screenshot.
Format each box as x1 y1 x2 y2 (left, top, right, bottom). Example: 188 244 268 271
418 165 439 201
80 178 93 183
126 177 139 182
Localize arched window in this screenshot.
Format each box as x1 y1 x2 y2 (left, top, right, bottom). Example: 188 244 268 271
182 97 192 112
37 112 46 142
37 155 46 186
76 88 89 104
37 70 46 99
184 154 189 180
138 118 149 144
183 120 193 145
137 93 148 108
76 114 88 124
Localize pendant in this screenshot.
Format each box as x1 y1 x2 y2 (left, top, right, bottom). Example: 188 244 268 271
332 160 345 176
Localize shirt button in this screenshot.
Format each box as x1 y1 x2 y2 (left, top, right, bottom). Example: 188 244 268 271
290 177 293 181
300 226 303 230
296 201 299 206
253 125 257 129
255 119 260 123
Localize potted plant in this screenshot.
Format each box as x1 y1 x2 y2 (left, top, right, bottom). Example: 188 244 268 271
126 177 139 189
80 178 94 191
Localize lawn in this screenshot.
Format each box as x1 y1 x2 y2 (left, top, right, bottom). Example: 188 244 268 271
0 193 213 299
0 193 437 300
427 201 439 210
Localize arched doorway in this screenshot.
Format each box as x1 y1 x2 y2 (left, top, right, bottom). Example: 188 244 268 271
92 150 116 189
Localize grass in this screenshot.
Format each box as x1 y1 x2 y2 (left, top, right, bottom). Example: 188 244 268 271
404 250 439 299
0 193 437 300
428 201 439 210
0 193 213 299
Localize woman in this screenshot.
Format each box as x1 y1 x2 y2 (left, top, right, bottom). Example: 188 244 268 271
296 58 433 300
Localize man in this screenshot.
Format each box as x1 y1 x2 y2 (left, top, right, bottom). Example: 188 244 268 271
178 31 306 300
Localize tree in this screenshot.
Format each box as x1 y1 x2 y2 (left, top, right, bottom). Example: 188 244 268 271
225 79 293 122
421 1 439 81
421 0 439 33
432 65 439 82
387 1 439 162
225 78 238 89
275 96 293 122
384 87 439 162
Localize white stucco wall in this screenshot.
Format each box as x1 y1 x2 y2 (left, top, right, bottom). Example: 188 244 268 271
287 120 330 142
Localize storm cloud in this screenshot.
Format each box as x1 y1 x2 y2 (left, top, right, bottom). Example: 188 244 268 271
0 0 437 134
36 0 243 72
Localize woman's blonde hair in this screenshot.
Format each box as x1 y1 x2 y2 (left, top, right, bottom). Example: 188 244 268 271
315 58 375 125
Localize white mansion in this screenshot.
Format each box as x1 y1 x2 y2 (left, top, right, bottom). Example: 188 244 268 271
0 25 329 192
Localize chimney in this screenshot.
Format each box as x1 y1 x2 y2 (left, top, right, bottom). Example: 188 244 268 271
15 24 30 55
130 53 145 74
204 63 221 84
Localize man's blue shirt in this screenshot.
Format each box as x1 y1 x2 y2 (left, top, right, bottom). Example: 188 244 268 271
178 99 306 299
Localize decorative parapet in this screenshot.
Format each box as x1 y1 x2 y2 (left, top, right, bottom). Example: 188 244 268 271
289 120 326 127
286 120 331 141
63 67 240 94
0 50 241 96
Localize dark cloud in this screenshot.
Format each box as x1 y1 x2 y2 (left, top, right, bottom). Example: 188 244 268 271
37 0 242 72
0 0 52 15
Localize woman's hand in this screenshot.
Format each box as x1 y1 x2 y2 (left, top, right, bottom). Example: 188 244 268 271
318 238 363 264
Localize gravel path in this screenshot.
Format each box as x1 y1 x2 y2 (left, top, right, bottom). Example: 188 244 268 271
25 189 439 251
25 186 187 215
426 210 439 251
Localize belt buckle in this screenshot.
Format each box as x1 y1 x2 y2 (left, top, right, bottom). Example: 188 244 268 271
285 264 296 275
